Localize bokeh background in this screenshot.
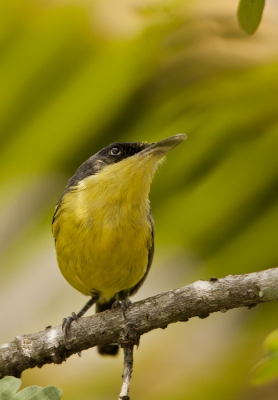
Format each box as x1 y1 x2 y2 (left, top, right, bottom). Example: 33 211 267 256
1 0 278 399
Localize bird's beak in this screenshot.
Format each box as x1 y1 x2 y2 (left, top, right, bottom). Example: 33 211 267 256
139 134 187 158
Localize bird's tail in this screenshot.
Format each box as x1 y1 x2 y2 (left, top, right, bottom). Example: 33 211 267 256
95 299 119 356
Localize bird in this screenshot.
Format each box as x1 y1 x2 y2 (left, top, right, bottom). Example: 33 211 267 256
52 134 186 355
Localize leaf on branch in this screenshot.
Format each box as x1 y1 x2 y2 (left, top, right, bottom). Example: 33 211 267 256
237 0 265 35
0 376 63 400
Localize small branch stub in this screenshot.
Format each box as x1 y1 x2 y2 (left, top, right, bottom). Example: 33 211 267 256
118 324 140 400
118 323 140 399
119 345 134 400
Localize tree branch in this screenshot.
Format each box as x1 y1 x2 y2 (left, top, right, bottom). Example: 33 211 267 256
1 267 278 378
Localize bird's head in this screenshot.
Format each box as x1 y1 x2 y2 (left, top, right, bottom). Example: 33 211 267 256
68 134 186 193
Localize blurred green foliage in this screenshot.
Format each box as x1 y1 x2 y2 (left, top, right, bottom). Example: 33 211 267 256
251 330 278 385
1 0 278 399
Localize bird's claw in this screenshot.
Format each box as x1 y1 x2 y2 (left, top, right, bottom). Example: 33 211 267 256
112 299 132 319
62 312 79 338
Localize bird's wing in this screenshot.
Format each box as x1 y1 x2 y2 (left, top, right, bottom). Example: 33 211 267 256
52 203 59 225
51 197 63 240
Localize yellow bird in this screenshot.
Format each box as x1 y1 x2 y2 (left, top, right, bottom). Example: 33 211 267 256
52 134 186 355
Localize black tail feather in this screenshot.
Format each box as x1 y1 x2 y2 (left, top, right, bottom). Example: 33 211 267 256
95 299 119 356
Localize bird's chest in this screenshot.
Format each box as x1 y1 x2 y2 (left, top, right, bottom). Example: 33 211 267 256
80 202 152 269
56 196 152 296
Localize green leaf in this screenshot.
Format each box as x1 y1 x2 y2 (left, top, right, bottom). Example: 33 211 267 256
37 386 63 400
12 386 42 399
251 352 278 385
237 0 265 35
12 385 63 400
0 376 21 399
0 377 62 400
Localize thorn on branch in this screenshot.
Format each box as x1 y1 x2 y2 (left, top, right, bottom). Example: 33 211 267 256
180 317 189 322
247 303 257 309
198 313 210 319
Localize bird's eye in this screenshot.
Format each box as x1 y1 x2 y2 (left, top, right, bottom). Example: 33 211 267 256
110 146 122 156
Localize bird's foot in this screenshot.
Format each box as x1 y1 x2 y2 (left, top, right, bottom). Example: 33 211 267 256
62 312 78 338
112 299 132 319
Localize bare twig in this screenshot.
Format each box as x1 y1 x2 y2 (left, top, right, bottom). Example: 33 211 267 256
1 267 278 379
119 346 134 400
118 324 140 399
